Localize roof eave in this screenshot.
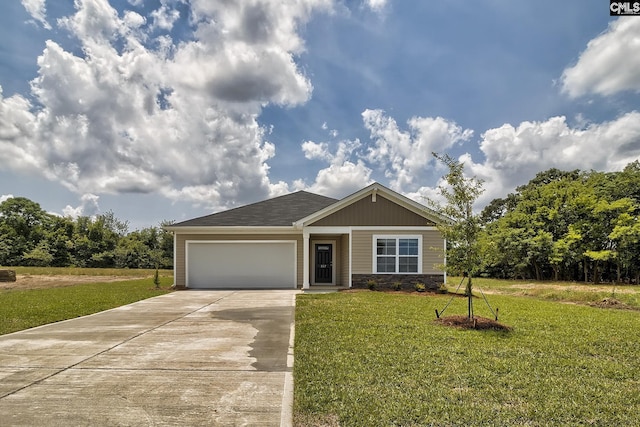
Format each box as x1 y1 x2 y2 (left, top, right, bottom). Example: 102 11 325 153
163 225 299 234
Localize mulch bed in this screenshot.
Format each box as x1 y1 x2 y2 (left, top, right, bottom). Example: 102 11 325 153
435 315 513 331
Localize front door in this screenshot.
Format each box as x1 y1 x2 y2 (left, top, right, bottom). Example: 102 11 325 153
314 244 333 283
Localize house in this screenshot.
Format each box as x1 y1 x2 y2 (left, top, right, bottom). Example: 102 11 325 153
165 183 446 290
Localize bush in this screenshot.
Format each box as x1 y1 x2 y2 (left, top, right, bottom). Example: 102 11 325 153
391 282 402 291
414 282 426 292
367 280 377 291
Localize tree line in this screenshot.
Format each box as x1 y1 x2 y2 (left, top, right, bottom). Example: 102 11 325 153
478 161 640 284
0 197 173 269
2 161 639 282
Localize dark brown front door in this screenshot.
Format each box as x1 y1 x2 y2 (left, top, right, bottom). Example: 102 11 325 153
315 244 332 283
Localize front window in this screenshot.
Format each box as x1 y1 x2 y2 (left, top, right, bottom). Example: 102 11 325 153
374 236 421 274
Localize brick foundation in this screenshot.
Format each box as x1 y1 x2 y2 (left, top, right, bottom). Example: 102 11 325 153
351 274 444 291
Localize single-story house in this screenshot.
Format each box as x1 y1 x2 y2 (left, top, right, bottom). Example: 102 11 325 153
165 182 446 290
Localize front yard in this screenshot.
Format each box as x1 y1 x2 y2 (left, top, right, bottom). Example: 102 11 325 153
3 269 640 425
0 268 173 335
293 289 640 426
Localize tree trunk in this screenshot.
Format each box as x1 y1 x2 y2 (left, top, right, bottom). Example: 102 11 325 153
533 261 542 281
583 261 589 283
466 276 474 319
593 261 600 284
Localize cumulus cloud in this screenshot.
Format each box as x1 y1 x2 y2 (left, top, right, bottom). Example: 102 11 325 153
0 194 14 203
362 109 473 193
472 113 640 199
300 138 373 198
302 140 332 161
150 3 180 31
62 193 100 218
562 18 640 98
358 110 640 210
0 0 333 211
21 0 51 29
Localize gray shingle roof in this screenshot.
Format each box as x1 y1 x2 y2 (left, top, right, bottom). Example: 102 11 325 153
172 191 339 227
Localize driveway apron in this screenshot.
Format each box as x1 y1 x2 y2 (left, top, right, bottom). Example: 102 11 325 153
0 290 298 426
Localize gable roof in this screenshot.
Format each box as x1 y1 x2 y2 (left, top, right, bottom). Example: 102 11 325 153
170 191 338 227
294 182 445 227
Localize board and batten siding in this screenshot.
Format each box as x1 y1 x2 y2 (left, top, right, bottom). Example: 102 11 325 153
351 229 445 275
309 194 434 227
174 233 303 288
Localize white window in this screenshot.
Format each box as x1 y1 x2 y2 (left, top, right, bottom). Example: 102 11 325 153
373 235 422 274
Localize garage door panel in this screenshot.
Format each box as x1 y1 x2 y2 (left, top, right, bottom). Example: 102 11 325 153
187 242 295 289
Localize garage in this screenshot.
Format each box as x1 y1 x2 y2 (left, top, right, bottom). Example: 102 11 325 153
186 241 297 289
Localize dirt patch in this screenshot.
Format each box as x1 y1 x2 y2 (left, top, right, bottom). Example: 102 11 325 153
0 275 140 291
589 297 639 311
435 315 513 332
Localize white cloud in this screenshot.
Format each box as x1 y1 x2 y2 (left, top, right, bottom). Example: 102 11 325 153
150 3 180 31
308 160 373 198
0 194 14 204
364 0 387 13
362 109 473 193
21 0 51 29
302 140 332 161
464 112 640 206
0 0 333 212
123 10 146 29
562 18 640 98
300 138 373 198
358 110 640 211
62 193 100 218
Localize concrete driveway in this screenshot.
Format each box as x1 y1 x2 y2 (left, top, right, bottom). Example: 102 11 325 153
0 290 298 426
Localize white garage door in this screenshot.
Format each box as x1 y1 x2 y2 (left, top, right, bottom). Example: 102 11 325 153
186 241 296 289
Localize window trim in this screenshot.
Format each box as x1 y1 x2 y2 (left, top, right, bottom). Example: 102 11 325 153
372 235 422 274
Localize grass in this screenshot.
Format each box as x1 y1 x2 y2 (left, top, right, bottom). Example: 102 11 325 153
446 276 640 308
1 266 173 277
294 291 640 426
0 277 173 335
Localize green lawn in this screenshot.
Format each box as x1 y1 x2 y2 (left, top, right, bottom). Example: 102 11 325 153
1 266 173 277
0 276 173 335
294 290 640 426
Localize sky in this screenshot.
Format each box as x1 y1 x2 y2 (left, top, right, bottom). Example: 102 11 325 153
0 0 639 230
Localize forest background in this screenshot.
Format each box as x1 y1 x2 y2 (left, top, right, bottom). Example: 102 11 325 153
1 160 639 283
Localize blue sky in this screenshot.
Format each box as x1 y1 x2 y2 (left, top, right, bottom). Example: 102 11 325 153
1 0 639 230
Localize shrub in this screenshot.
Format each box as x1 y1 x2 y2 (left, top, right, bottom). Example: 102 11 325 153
414 282 426 292
367 280 377 291
437 283 448 294
391 282 402 291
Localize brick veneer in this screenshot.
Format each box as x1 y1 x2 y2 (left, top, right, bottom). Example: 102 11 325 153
351 274 444 291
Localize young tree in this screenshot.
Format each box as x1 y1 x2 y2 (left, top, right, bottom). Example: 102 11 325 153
432 153 485 319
